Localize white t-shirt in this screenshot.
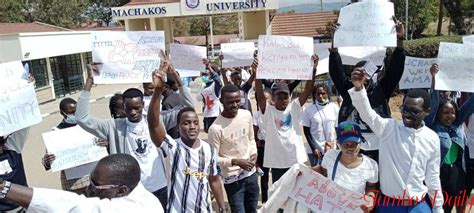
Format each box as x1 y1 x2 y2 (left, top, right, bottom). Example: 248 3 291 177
161 137 218 212
301 102 339 153
125 119 167 192
262 99 308 168
253 111 265 140
200 83 221 118
322 149 379 194
466 115 474 158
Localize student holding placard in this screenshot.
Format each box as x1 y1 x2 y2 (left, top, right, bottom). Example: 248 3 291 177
199 59 223 133
0 127 30 212
254 55 318 183
75 60 193 207
329 20 406 162
221 55 256 112
42 98 108 194
424 64 474 213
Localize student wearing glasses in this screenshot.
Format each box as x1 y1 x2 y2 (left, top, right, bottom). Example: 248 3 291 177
349 67 444 212
424 64 474 213
0 154 163 212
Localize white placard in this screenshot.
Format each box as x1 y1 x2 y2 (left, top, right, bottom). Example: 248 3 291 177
363 60 378 76
64 162 97 180
257 35 314 80
463 35 474 44
221 42 255 68
42 126 109 172
313 43 331 75
91 31 165 84
399 57 437 89
290 169 366 213
334 1 396 47
0 61 42 135
339 46 386 66
170 43 207 77
436 42 474 93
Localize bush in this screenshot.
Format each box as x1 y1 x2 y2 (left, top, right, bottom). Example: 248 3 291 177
404 35 463 58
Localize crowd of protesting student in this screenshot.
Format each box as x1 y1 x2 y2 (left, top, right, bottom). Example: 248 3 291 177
1 17 474 213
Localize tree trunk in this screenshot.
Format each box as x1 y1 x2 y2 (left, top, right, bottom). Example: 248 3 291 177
444 0 466 35
436 0 444 36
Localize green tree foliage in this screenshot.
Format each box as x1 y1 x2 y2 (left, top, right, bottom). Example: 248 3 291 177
443 0 472 35
174 14 238 37
85 0 129 27
0 0 89 29
394 0 438 38
0 0 32 23
404 35 462 57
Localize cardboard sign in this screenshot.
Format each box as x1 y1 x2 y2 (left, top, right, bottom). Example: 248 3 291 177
399 57 437 89
257 35 314 80
221 42 255 68
91 31 165 84
339 46 386 66
436 42 474 93
42 126 109 172
290 169 366 213
334 1 396 47
313 43 331 75
0 61 42 135
170 43 207 77
463 35 474 44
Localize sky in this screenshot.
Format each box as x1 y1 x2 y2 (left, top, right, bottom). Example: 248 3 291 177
279 0 351 8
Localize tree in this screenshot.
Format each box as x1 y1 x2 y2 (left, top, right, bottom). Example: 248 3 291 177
394 0 438 38
443 0 471 35
85 0 129 27
436 0 444 36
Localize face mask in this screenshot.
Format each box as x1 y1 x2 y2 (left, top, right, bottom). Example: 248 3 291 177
202 76 210 83
64 114 77 124
317 99 329 105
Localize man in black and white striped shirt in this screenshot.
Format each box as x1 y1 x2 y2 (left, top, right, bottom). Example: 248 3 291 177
148 64 227 213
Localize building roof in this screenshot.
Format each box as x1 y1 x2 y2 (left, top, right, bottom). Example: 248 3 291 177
0 22 71 35
174 34 239 46
271 12 338 37
125 0 179 6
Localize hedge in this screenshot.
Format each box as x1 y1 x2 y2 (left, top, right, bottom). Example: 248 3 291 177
404 35 463 58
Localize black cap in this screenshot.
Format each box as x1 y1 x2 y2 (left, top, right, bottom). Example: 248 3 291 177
272 83 290 95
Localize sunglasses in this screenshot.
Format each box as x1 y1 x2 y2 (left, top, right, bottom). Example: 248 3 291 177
399 105 423 116
89 178 119 191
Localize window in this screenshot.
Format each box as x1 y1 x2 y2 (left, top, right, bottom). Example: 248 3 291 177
26 59 49 88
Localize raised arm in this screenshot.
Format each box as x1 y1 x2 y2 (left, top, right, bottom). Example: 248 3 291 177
76 64 114 140
254 59 267 114
147 65 168 147
424 64 440 127
348 68 390 137
160 63 195 130
328 25 351 99
242 68 256 93
298 55 318 106
454 93 474 127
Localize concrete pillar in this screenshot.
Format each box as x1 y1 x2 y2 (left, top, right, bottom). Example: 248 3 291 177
265 10 272 35
124 19 130 31
238 12 245 40
150 18 157 31
45 57 55 99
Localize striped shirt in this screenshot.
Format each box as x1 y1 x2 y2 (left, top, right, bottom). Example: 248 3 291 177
162 136 218 213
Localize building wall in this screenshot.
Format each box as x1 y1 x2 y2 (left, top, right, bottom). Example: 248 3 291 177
242 11 266 40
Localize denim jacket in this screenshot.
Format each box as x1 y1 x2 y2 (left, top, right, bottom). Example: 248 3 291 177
425 90 474 165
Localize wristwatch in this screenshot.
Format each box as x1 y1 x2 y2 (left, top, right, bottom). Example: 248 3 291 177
0 178 12 199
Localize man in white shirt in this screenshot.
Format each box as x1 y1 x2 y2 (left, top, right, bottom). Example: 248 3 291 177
0 154 163 213
254 55 318 183
349 67 443 212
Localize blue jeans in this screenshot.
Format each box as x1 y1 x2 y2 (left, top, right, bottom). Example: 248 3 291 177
377 194 432 213
223 173 259 213
307 154 323 167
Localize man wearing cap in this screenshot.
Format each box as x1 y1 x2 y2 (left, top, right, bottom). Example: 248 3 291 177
254 55 318 183
313 121 378 212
